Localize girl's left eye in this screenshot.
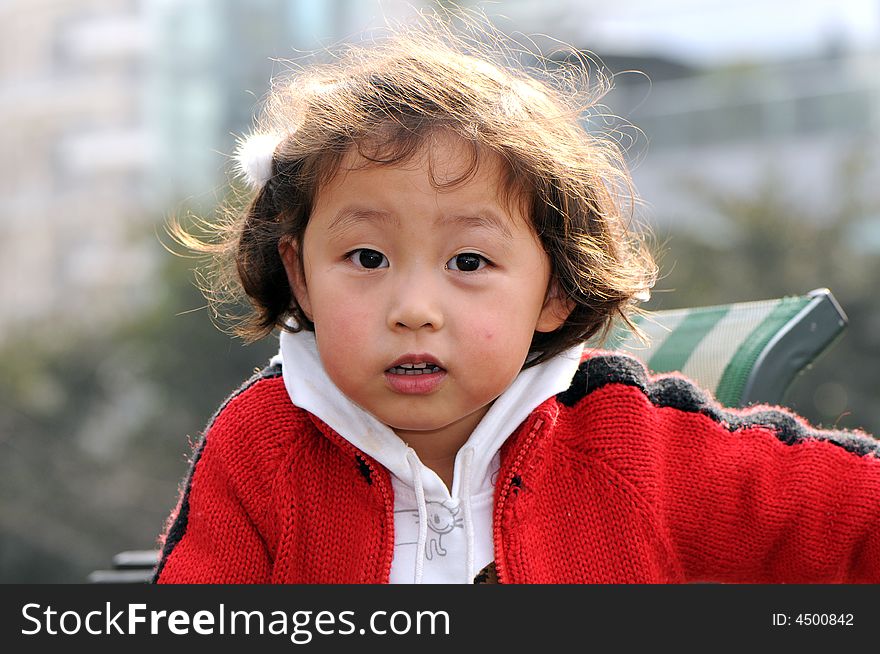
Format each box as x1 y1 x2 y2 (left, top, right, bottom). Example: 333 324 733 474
445 253 489 272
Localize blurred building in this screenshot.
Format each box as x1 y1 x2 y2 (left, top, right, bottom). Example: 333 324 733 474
0 0 157 337
149 0 427 206
498 0 880 242
611 50 880 241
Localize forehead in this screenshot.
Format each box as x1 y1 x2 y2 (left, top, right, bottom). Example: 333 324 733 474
313 130 531 228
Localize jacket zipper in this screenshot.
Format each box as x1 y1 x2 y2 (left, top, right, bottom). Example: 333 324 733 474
493 415 546 583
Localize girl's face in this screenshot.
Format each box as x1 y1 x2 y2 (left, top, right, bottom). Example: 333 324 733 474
280 132 572 443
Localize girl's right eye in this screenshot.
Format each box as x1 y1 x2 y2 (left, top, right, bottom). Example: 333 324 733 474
346 248 388 269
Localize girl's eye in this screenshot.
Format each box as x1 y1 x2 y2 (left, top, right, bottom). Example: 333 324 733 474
446 253 488 272
347 249 388 269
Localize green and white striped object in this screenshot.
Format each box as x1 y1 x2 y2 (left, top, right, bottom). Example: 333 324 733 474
602 289 847 408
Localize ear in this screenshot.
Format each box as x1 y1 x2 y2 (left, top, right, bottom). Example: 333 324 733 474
278 237 313 321
535 279 575 333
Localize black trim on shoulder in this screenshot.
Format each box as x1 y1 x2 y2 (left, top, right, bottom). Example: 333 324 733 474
556 353 880 459
556 354 647 407
152 360 283 582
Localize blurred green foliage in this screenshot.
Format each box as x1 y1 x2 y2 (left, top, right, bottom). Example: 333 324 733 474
646 147 880 435
0 237 276 583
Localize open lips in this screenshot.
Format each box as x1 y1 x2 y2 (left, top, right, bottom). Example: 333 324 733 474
386 362 444 375
385 355 446 375
384 356 448 394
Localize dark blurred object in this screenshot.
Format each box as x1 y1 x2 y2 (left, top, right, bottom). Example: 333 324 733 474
88 550 158 584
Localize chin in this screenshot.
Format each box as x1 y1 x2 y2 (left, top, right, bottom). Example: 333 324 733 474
381 412 454 433
385 419 447 433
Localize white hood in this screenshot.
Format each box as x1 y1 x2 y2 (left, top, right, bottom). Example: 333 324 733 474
271 328 583 583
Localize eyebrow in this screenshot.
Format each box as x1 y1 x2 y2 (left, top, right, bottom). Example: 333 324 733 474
327 207 514 239
447 212 513 240
327 208 399 235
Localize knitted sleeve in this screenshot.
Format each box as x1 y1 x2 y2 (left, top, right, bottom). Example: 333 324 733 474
570 354 880 583
153 366 285 584
653 391 880 583
153 432 272 584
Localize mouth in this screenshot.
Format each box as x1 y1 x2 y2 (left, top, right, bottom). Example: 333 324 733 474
384 354 447 395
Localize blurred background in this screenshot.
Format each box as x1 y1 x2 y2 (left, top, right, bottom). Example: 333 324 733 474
1 0 878 582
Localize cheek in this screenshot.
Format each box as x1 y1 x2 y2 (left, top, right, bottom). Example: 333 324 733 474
456 285 545 374
462 311 528 361
472 285 543 343
315 319 372 396
316 311 372 358
310 278 370 327
310 284 377 370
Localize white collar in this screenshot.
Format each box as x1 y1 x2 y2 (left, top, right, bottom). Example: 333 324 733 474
271 329 583 500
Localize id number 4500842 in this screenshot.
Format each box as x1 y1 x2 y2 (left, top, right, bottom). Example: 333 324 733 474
771 613 854 627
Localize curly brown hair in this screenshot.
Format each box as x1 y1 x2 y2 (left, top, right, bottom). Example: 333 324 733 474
170 9 656 369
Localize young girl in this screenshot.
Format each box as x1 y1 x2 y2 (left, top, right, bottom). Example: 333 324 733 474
154 15 880 584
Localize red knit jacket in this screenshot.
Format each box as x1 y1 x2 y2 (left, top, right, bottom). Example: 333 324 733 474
154 352 880 583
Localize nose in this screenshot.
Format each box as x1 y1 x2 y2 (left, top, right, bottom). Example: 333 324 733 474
386 267 444 331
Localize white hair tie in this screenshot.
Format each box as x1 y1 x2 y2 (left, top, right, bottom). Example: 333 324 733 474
233 132 284 189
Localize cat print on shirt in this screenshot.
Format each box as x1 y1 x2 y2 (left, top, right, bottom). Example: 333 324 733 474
395 500 464 559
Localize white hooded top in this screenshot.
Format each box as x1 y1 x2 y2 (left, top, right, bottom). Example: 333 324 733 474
271 329 584 583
